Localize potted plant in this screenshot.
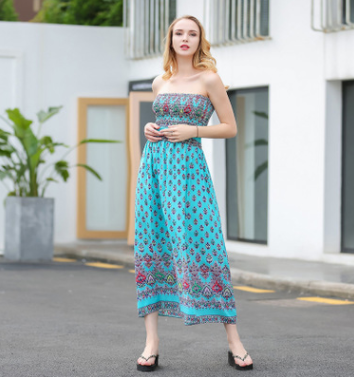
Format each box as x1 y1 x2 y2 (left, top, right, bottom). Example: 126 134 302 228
0 106 120 262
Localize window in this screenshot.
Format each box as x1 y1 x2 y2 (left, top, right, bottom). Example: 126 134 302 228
123 0 177 59
312 0 354 33
341 80 354 253
208 0 271 46
342 0 354 23
226 87 269 244
77 98 130 239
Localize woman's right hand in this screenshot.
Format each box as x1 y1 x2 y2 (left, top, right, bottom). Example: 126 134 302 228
144 122 163 142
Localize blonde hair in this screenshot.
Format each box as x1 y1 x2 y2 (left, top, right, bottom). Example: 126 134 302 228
162 15 228 89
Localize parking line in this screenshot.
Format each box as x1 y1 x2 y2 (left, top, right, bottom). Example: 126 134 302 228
53 257 77 263
296 297 354 305
85 262 124 269
128 269 135 274
233 286 275 293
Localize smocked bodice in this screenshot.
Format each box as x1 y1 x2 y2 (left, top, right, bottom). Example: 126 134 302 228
152 92 214 129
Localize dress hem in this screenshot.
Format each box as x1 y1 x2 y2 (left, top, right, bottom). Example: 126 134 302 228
137 301 237 326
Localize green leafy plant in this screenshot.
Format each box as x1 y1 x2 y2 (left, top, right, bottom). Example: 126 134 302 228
0 106 120 198
31 0 123 26
0 0 18 21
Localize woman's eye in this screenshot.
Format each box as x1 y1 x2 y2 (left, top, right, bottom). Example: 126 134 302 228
175 33 197 36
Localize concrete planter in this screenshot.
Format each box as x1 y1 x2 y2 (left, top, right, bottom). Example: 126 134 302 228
4 197 54 262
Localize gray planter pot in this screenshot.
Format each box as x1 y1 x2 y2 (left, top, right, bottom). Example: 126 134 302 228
4 197 54 262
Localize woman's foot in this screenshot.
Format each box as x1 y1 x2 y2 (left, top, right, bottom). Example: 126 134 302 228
137 337 159 366
228 341 253 368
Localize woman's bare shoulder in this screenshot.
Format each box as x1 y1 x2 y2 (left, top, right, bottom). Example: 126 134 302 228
198 70 223 97
200 70 221 85
152 73 166 94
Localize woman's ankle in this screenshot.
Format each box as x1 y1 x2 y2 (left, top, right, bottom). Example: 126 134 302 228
227 336 242 348
145 335 159 345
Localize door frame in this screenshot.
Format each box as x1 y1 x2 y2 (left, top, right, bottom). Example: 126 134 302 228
77 97 130 239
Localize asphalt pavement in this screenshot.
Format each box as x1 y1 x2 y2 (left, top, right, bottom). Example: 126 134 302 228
1 256 354 377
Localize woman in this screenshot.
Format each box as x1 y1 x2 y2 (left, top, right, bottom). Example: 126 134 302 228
134 15 254 372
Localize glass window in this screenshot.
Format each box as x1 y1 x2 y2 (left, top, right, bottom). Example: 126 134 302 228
169 0 177 23
86 105 127 232
342 0 354 24
226 0 270 43
124 0 177 59
260 0 270 36
226 87 269 244
342 80 354 253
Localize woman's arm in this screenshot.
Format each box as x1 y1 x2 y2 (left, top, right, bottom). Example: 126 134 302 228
199 71 237 139
144 75 164 142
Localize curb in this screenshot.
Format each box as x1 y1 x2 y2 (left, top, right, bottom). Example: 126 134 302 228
54 247 136 268
54 248 354 301
230 268 354 300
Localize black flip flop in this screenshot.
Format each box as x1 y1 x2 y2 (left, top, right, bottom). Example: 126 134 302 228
137 354 159 372
228 350 253 370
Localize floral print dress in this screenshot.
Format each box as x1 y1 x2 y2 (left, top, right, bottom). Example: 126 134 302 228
134 92 237 325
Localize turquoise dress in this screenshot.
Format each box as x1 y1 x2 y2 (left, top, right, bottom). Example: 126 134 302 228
134 92 237 326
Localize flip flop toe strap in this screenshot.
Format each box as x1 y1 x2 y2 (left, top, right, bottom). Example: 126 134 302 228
140 354 157 362
232 352 249 361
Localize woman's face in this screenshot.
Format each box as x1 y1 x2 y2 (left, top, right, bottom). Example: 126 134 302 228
171 18 200 57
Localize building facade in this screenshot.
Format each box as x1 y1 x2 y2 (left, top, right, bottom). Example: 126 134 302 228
0 0 353 265
125 0 354 264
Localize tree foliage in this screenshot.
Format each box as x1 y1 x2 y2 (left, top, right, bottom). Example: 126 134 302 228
0 0 18 21
32 0 123 26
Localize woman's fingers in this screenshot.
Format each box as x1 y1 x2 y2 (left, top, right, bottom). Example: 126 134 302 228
145 128 163 142
150 135 163 142
146 129 160 136
146 130 163 139
145 123 181 142
146 123 161 137
146 132 161 139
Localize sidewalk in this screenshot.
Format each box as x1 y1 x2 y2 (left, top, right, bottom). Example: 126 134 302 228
54 241 354 300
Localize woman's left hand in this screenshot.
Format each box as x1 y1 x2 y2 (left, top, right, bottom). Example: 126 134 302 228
158 124 197 142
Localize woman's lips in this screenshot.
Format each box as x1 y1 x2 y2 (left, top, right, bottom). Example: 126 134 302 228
181 45 189 50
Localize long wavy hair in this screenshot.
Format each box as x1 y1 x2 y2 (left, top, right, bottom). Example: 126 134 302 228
161 15 218 81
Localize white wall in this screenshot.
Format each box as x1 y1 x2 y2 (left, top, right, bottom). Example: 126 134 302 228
0 22 128 250
1 0 354 263
209 0 354 262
